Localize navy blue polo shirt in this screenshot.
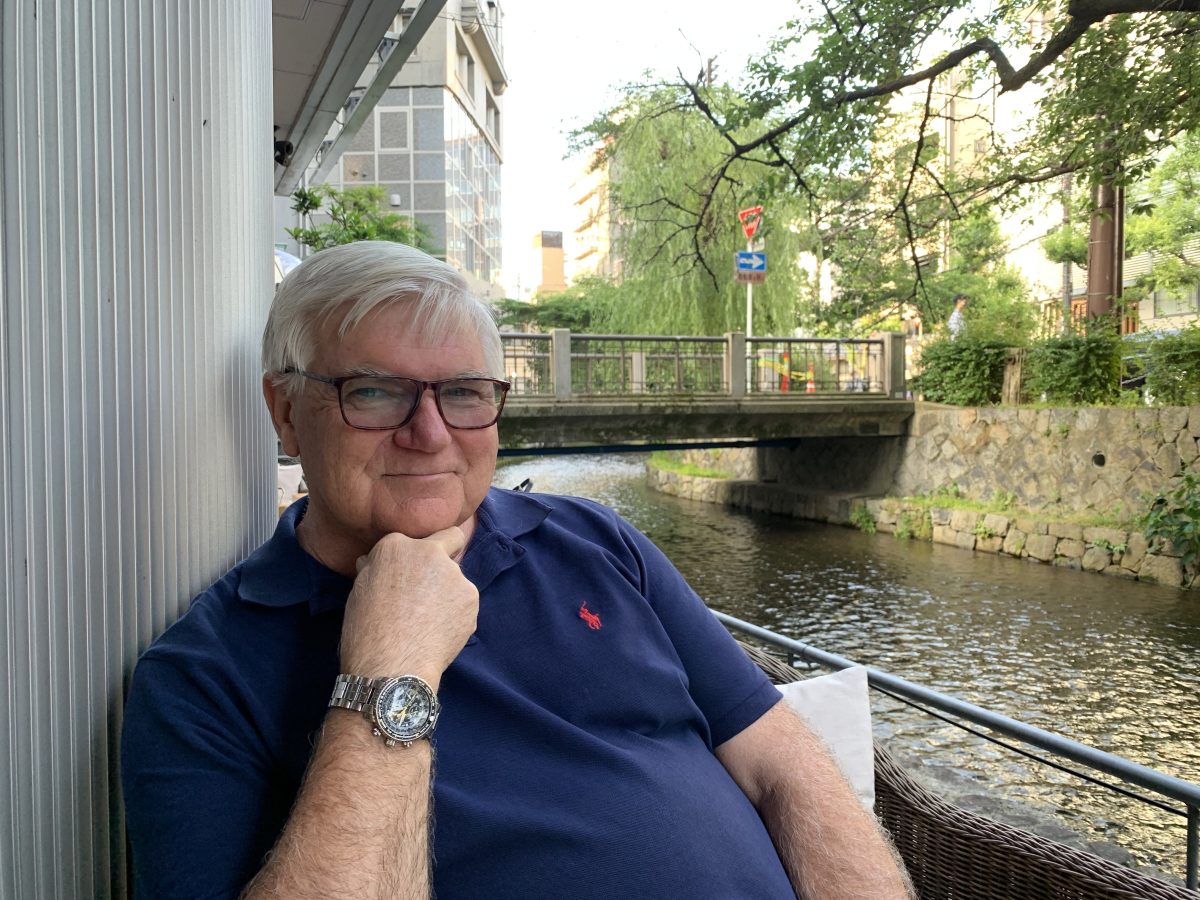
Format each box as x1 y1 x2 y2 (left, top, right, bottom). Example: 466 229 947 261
122 489 793 898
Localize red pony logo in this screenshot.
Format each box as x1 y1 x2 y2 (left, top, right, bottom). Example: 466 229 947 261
578 602 602 630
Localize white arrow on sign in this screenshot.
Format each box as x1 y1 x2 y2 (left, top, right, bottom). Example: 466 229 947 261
735 251 767 271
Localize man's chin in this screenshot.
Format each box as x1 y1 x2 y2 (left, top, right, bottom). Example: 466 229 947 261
376 497 469 540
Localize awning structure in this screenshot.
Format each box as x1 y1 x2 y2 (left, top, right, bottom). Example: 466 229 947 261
272 0 448 196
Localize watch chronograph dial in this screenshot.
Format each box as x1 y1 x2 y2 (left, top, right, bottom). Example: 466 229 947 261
373 676 439 744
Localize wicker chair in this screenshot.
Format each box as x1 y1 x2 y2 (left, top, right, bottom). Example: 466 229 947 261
742 641 1195 900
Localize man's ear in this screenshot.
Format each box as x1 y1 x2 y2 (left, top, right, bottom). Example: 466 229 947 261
263 375 302 458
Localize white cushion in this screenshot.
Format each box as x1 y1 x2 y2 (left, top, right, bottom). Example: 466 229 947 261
776 666 875 809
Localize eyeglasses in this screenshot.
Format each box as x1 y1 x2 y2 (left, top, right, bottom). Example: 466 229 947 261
290 370 510 430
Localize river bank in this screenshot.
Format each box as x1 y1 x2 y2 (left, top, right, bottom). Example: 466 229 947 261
646 402 1200 590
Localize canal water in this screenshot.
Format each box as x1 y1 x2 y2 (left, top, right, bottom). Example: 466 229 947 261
494 453 1200 881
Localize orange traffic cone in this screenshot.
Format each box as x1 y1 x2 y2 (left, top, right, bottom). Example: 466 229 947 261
805 364 816 393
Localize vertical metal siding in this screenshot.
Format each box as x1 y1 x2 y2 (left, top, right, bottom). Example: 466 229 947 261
0 2 277 898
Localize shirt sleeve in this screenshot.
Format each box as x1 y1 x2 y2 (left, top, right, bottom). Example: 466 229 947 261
122 648 282 899
613 515 782 747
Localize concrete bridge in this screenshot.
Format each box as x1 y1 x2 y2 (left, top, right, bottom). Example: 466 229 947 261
497 330 915 453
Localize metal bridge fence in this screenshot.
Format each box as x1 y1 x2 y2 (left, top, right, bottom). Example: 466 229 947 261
567 335 727 395
747 336 886 394
499 330 907 400
499 332 554 396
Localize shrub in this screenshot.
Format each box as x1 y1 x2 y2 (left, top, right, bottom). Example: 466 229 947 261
1139 472 1200 569
911 338 1009 405
1143 326 1200 406
849 503 877 534
1024 326 1121 405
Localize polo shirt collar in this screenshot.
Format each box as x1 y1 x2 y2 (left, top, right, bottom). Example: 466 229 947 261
237 498 354 615
238 489 552 614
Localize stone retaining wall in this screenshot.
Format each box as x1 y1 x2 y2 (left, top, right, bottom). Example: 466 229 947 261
894 405 1200 515
865 499 1194 589
648 403 1200 591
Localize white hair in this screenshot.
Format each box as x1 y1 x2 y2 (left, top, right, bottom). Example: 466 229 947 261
262 241 503 392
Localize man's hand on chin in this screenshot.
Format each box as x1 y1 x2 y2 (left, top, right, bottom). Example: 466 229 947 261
340 526 478 687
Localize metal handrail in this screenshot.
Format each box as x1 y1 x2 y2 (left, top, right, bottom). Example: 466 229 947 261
499 331 905 399
714 611 1200 889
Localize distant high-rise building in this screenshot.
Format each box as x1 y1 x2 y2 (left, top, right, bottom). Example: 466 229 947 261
322 1 508 299
567 147 620 282
534 231 567 296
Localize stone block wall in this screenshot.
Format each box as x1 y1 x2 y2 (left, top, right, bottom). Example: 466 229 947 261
656 404 1200 590
866 500 1195 589
893 405 1200 516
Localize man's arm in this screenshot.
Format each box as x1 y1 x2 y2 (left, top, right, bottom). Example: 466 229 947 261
242 717 433 899
715 701 915 900
243 527 476 900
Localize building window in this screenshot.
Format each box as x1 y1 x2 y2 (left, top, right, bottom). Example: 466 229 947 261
486 94 500 144
1070 298 1088 326
1152 285 1200 318
456 35 475 100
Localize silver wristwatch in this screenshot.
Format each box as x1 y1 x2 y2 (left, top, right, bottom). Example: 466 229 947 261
328 674 441 747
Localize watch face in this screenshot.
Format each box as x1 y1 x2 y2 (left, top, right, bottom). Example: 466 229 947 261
373 676 438 745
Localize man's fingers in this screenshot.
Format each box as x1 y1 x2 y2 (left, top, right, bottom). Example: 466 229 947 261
421 525 468 561
355 555 369 574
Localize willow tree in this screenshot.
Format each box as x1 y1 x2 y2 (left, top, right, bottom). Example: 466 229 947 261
571 84 815 336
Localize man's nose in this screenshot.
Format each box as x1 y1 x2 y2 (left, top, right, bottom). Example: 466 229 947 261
394 387 452 446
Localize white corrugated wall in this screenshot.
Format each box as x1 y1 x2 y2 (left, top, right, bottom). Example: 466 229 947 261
0 3 277 898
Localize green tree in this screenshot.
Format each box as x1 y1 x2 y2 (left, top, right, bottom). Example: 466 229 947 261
1124 131 1200 300
288 185 434 253
571 84 814 335
672 0 1200 314
492 278 617 332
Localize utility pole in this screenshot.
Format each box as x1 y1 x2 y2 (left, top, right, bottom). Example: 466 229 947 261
1087 177 1123 319
1061 173 1074 332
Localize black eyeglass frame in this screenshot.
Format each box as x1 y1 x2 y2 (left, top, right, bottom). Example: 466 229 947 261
288 369 511 431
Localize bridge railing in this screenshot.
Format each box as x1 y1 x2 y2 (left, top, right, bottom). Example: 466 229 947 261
747 336 886 394
500 330 907 400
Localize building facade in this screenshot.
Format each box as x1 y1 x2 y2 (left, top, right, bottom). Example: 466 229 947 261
566 147 621 283
319 1 507 299
534 230 567 295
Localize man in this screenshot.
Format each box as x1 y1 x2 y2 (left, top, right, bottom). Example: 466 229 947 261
122 241 912 899
948 294 969 339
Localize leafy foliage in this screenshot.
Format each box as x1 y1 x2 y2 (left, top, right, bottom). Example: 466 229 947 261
571 84 813 335
813 188 1034 335
1024 324 1122 404
1124 131 1200 299
667 0 1200 314
288 185 433 253
1141 326 1200 406
910 338 1009 405
1041 225 1089 270
849 503 877 534
1139 472 1200 569
492 279 617 332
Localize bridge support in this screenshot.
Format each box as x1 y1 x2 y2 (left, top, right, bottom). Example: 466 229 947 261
883 333 906 399
552 328 572 400
724 332 747 398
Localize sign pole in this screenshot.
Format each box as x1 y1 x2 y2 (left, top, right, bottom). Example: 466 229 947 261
745 237 753 336
736 205 763 336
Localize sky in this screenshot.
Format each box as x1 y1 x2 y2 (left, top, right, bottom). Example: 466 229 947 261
496 0 804 299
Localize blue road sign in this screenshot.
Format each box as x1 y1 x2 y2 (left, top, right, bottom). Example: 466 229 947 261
735 251 766 271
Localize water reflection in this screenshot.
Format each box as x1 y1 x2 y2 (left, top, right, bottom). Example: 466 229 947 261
494 454 1200 877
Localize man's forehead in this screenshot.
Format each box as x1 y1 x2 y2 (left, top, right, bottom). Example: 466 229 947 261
314 302 483 365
